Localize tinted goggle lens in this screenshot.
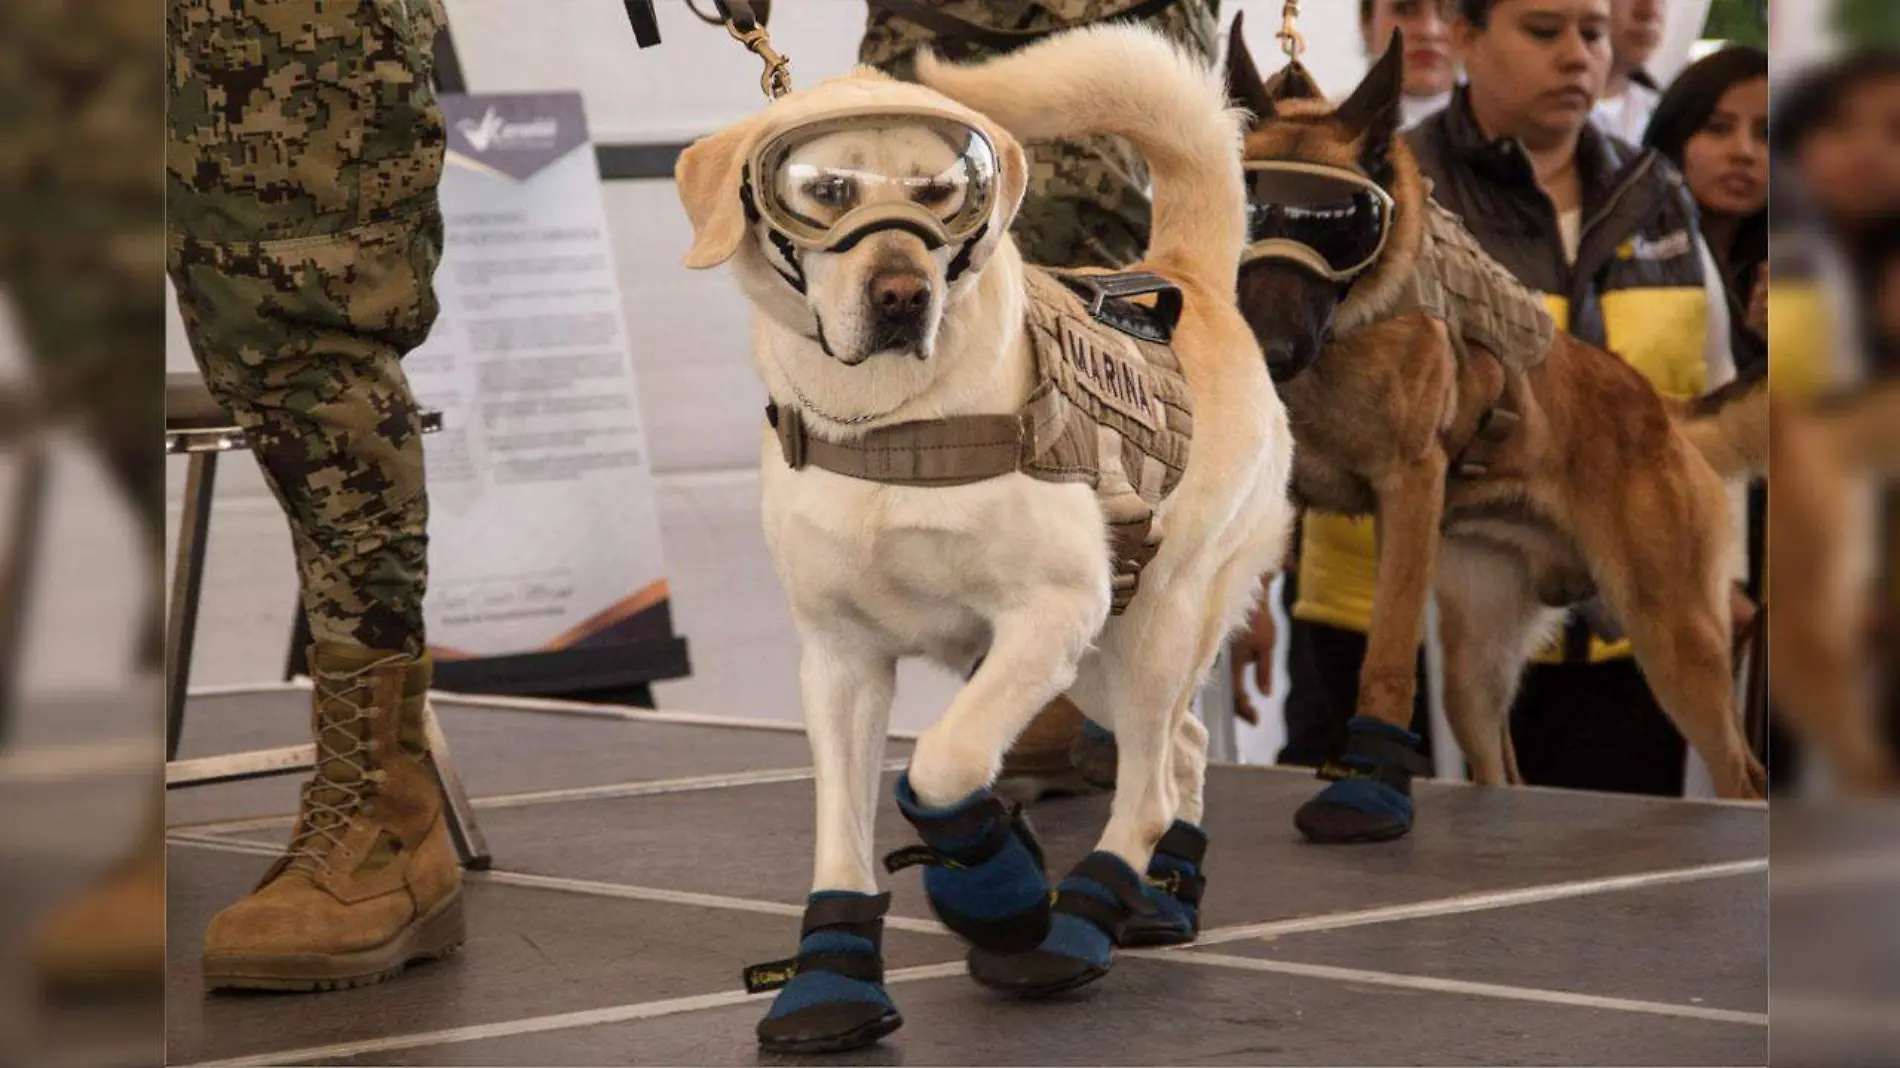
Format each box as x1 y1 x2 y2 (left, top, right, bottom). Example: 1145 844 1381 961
1246 194 1388 274
1242 163 1393 278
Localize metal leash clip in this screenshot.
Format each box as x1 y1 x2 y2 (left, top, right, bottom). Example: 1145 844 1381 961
1277 0 1306 60
728 20 793 99
718 0 793 100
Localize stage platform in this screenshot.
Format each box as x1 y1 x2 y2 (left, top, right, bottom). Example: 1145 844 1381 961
163 687 1768 1067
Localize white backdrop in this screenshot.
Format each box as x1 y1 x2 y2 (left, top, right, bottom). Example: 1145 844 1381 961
438 0 1715 148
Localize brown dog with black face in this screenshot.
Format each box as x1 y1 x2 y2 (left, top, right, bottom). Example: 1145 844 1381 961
1226 19 1767 839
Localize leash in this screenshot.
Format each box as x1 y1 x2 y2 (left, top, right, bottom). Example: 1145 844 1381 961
1276 0 1305 60
623 0 791 99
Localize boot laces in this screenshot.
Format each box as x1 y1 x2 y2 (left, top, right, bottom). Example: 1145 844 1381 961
286 656 400 873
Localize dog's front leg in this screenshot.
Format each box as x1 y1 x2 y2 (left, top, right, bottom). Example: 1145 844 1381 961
1295 458 1444 844
887 589 1106 966
802 636 896 894
753 631 902 1054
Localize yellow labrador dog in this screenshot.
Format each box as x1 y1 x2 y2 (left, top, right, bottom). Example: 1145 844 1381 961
676 24 1291 1054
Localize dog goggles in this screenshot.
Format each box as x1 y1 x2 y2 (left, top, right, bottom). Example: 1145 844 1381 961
1241 160 1395 282
747 106 998 254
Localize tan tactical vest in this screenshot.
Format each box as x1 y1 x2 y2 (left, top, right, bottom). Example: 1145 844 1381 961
1395 198 1558 476
766 265 1194 612
1406 198 1557 371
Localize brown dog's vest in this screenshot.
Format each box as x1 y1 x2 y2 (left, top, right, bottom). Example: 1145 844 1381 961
766 265 1195 612
1400 199 1557 477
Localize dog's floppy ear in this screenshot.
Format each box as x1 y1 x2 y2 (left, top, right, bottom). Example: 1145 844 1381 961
988 121 1029 234
1336 29 1404 185
1225 12 1275 125
675 118 761 270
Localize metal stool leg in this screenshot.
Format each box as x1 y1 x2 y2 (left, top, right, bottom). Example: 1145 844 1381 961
0 443 50 743
166 451 218 761
421 698 491 870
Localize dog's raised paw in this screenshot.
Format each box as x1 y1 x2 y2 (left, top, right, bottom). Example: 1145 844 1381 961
967 851 1152 998
887 773 1051 953
751 891 903 1054
1118 820 1207 947
1295 717 1430 844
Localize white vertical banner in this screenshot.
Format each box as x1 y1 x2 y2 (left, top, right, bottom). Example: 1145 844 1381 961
409 91 684 671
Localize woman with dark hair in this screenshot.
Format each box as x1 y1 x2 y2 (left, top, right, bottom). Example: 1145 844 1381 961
1359 0 1460 129
1773 49 1900 380
1644 44 1769 373
1772 48 1900 248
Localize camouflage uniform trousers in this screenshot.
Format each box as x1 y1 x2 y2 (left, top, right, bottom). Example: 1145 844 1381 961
166 0 448 656
0 0 165 668
859 0 1220 269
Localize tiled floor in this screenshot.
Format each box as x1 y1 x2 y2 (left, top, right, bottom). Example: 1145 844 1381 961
164 688 1768 1067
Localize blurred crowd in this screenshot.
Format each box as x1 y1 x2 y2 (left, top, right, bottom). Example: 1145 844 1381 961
1256 0 1900 807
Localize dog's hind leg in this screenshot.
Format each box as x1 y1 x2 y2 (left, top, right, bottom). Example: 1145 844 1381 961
888 587 1107 962
754 629 904 1054
1433 542 1563 786
1586 497 1766 799
1113 708 1213 949
1296 461 1445 844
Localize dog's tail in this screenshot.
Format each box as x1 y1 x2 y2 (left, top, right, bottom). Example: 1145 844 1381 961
1677 365 1768 480
916 24 1247 289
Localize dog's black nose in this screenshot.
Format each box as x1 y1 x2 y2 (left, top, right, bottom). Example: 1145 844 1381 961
1265 343 1305 383
869 270 931 322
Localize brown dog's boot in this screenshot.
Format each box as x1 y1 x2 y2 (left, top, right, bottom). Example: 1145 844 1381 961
202 644 465 992
995 697 1096 804
33 813 166 1001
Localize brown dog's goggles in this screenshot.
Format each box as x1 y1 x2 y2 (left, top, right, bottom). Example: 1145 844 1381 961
748 106 999 254
1242 160 1395 282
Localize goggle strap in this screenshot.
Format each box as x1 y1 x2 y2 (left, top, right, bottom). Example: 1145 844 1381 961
945 220 988 285
768 228 807 294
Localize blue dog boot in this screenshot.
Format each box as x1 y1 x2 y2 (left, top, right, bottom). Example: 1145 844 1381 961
967 851 1157 998
1119 820 1207 946
886 773 1051 953
1295 716 1431 844
751 891 902 1054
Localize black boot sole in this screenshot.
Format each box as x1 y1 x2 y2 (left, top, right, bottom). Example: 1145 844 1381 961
1116 923 1197 948
966 947 1110 1000
1294 803 1414 845
757 1009 903 1054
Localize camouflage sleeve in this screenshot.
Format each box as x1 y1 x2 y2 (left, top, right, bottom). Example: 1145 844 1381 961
857 0 1219 270
165 0 449 656
0 0 166 599
858 0 1216 70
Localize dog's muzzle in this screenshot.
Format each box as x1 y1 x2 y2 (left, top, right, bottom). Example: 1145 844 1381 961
1240 160 1394 283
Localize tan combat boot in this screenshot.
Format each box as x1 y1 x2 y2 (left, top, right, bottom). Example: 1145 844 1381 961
33 809 166 1000
202 644 465 991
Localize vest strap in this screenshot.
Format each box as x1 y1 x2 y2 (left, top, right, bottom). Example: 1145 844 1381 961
765 389 1068 487
1051 269 1183 344
1448 350 1521 480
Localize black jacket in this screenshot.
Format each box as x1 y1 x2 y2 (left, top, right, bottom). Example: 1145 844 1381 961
1407 87 1709 353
